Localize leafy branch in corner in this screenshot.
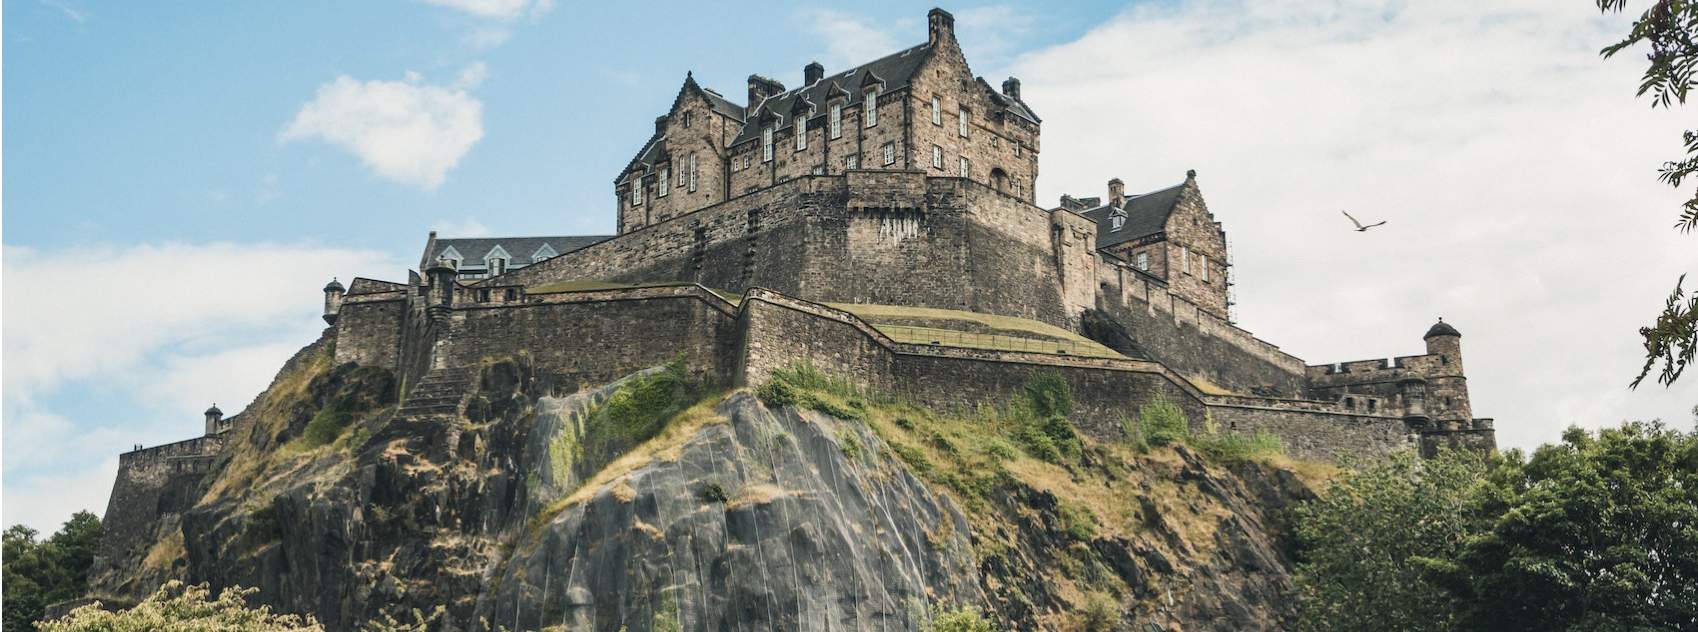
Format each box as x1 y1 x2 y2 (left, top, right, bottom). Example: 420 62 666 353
1597 0 1698 386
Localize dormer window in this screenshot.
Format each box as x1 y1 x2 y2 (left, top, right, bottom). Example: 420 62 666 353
440 246 464 270
532 244 558 262
864 87 879 127
931 96 941 125
484 245 512 276
829 103 842 139
762 127 774 162
657 166 670 197
1110 210 1126 232
958 107 969 138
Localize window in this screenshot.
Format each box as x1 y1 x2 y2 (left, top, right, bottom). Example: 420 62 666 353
829 103 842 139
932 145 943 169
683 111 692 128
931 96 941 125
631 181 643 206
1136 252 1148 271
688 153 698 192
1015 143 1023 157
1201 256 1210 282
657 166 670 197
845 154 859 170
795 121 807 150
864 87 879 127
958 156 969 178
958 107 969 137
762 127 774 162
1181 246 1190 274
881 142 895 165
1110 212 1126 232
811 164 825 175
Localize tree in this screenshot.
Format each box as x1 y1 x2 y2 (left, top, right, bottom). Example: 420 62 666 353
1597 1 1698 388
1289 450 1496 632
3 511 104 631
1435 422 1698 631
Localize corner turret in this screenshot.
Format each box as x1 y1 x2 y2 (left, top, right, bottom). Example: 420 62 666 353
1423 318 1463 375
323 277 345 325
204 404 224 436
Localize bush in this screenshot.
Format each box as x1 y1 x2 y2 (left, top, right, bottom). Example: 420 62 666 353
1080 592 1117 632
583 359 695 455
1192 429 1285 463
1137 395 1188 447
924 605 998 632
39 581 325 631
1058 500 1098 541
300 396 355 448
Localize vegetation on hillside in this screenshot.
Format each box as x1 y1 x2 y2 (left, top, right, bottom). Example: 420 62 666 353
1293 420 1698 631
1596 0 1698 388
3 511 102 631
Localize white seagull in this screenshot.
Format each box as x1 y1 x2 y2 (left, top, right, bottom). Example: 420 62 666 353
1342 210 1387 232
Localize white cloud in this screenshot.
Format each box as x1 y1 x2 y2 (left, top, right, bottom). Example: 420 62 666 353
280 74 484 190
1 241 402 532
1013 0 1697 449
464 26 512 50
801 8 903 69
420 0 549 21
429 217 491 237
455 62 490 90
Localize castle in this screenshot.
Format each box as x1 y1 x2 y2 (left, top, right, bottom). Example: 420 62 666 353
96 7 1493 595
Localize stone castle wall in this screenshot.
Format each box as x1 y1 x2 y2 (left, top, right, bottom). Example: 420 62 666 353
91 435 227 596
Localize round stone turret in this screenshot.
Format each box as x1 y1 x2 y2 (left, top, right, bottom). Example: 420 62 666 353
204 404 224 436
323 277 346 325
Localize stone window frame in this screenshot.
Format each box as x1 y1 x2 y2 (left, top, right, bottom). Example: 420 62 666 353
762 127 774 163
1136 251 1149 271
881 142 895 166
931 95 941 125
845 153 859 170
688 154 699 192
1180 246 1190 274
632 179 644 206
683 111 692 128
864 87 879 127
795 118 809 151
931 145 943 169
1201 255 1210 282
958 107 969 138
958 155 970 178
657 165 670 197
829 102 843 139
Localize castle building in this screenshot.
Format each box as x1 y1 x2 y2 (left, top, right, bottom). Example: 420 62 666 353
1071 172 1231 320
419 233 611 280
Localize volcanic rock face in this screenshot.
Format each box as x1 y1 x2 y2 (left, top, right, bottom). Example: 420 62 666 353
93 344 1318 631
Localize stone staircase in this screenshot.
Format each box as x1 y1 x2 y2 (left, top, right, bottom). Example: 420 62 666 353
397 367 475 418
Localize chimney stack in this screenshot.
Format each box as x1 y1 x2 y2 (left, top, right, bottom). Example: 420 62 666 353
928 8 955 45
1108 178 1125 207
1002 77 1021 100
804 61 824 85
747 74 785 108
655 115 668 134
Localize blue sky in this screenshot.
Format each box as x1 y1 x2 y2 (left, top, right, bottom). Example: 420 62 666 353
5 0 1695 532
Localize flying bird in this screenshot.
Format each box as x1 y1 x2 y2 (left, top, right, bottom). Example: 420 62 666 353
1342 210 1387 232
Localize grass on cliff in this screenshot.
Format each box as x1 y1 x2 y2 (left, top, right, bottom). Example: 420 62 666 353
826 303 1125 359
754 363 1331 630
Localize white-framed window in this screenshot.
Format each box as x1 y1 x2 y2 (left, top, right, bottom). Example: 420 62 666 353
1200 255 1210 281
657 166 670 197
795 121 807 150
811 164 825 175
958 156 969 178
958 107 969 138
845 154 859 170
688 153 698 192
484 246 511 276
829 103 842 139
881 142 895 165
931 96 941 125
1110 211 1126 232
631 181 644 206
864 87 879 127
1136 252 1148 271
762 127 774 162
932 145 943 169
1181 246 1191 274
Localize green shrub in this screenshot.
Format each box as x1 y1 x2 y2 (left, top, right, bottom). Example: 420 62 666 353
1023 371 1073 418
1138 395 1188 447
895 416 918 431
300 396 355 448
923 605 997 632
983 439 1019 462
1058 500 1098 541
1080 592 1117 631
1192 429 1285 463
697 481 728 504
893 443 934 476
1039 415 1082 459
837 428 865 461
583 359 695 455
1014 423 1062 463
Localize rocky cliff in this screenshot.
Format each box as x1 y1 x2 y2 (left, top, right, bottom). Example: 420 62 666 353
88 336 1324 631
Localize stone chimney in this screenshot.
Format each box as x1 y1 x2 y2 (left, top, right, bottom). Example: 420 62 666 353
1108 178 1125 207
928 8 955 45
1002 77 1021 100
323 277 345 325
804 61 824 85
654 115 668 134
747 74 785 108
204 404 224 436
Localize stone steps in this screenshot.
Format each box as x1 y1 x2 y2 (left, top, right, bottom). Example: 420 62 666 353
396 368 475 418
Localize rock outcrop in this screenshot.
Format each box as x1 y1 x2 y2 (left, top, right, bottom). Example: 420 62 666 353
88 343 1320 631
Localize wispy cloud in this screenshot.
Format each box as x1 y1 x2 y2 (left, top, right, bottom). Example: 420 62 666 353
799 8 902 70
39 0 87 24
1013 0 1695 449
420 0 551 22
280 72 485 190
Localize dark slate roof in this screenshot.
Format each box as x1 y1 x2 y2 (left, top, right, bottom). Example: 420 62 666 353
700 87 745 120
1077 182 1186 248
1424 319 1461 339
430 236 612 269
616 135 667 185
205 404 222 416
976 77 1040 124
729 42 937 147
616 74 746 186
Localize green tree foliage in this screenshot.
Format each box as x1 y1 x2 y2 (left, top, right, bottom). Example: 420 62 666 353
1294 422 1698 631
1436 422 1698 631
1134 395 1188 447
1596 0 1698 387
1291 450 1494 632
922 605 998 632
4 511 103 631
